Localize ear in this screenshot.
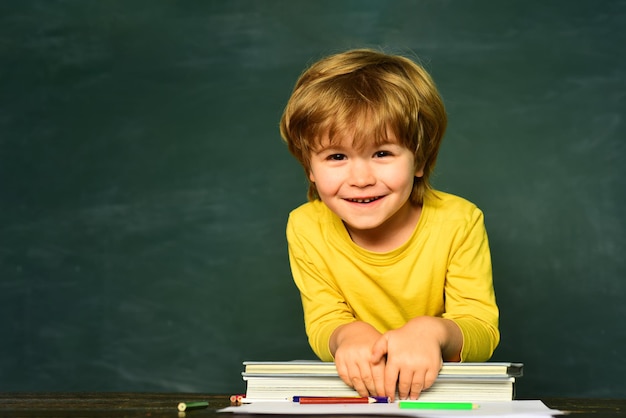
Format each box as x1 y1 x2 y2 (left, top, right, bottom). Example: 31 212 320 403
414 164 425 178
309 171 316 183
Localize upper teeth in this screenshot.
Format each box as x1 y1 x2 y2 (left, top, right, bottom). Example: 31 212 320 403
351 197 378 203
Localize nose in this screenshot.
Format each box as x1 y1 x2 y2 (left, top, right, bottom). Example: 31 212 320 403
349 159 375 187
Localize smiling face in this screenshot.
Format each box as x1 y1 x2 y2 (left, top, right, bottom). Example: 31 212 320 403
280 49 448 208
308 129 424 250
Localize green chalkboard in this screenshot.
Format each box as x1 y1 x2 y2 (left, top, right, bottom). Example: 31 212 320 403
1 0 624 398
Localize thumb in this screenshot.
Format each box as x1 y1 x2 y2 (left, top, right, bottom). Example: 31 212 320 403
370 334 389 364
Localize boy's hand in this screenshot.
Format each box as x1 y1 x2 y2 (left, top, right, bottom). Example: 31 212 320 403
370 316 462 400
331 322 386 397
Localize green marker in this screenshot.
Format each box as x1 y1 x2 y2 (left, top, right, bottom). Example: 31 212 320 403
177 401 209 412
398 401 477 410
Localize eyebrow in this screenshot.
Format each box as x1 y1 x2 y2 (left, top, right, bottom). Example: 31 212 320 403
313 140 402 155
312 144 346 155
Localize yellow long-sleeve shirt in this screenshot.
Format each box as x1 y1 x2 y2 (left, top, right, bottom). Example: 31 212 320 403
286 189 499 362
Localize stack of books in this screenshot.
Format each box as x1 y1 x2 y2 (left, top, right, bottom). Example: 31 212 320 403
240 361 523 402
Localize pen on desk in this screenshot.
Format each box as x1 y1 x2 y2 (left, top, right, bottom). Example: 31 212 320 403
295 396 390 404
177 401 209 412
398 401 477 410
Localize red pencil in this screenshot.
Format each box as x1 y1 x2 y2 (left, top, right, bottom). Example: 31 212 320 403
297 396 390 404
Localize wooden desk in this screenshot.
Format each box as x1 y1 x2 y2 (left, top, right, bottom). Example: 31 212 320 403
0 393 624 417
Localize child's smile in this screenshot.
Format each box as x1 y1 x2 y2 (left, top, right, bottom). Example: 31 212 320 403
346 196 383 204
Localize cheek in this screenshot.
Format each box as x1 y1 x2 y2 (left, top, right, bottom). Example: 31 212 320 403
387 174 416 200
310 170 343 197
382 165 415 188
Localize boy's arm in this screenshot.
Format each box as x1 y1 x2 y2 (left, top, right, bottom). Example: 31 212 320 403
287 213 387 397
286 215 357 361
442 206 500 361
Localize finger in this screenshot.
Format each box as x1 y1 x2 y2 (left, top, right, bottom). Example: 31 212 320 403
370 335 388 364
371 360 386 397
383 363 400 401
408 370 426 400
397 368 419 400
423 366 440 391
370 336 388 396
335 360 351 388
350 372 370 397
344 360 373 398
359 365 377 396
336 359 367 396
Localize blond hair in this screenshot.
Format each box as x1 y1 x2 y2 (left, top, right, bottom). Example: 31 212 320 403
280 48 447 205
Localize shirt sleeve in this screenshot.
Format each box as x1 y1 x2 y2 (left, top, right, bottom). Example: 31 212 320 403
286 214 356 361
442 206 500 361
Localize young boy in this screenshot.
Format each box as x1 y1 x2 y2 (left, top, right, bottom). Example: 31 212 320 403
279 49 499 401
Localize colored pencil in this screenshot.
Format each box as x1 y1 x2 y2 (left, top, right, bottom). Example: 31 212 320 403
229 394 246 404
296 396 390 404
398 401 477 410
293 396 390 403
177 401 209 411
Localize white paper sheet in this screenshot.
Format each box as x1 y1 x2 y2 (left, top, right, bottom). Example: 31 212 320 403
218 400 563 417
